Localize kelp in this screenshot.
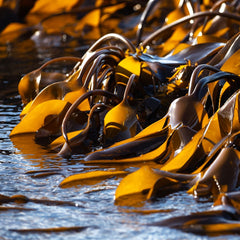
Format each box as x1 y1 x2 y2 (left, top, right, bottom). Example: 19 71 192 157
7 0 240 236
60 169 128 188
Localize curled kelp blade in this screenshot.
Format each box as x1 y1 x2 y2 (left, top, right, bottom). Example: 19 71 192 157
159 94 232 172
18 71 65 104
60 170 128 188
190 45 240 114
114 55 152 99
103 100 138 143
57 103 110 158
190 71 240 113
20 81 80 116
57 89 120 158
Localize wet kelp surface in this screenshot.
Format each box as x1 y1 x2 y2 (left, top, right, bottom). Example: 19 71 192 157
2 0 240 239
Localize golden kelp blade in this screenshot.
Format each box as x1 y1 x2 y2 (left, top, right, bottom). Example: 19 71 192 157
199 223 240 236
50 130 83 149
64 88 90 111
29 0 79 15
18 70 66 104
104 74 138 142
221 48 240 75
60 170 127 188
147 170 197 199
115 56 142 84
22 80 89 116
22 81 67 114
115 166 162 205
17 56 82 105
104 100 137 140
110 116 168 147
159 128 208 173
10 100 71 137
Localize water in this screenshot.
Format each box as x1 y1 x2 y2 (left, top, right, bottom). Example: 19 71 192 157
0 41 239 240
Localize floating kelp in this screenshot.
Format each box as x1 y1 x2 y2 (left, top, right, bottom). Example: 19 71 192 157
7 0 240 236
10 226 88 234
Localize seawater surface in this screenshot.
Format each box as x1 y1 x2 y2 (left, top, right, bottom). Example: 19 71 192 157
0 41 239 240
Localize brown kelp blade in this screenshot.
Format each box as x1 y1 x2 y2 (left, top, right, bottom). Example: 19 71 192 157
189 147 240 199
57 103 109 157
10 226 88 234
150 208 240 236
160 89 240 173
85 126 169 162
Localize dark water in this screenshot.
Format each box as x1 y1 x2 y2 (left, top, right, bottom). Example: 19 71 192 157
0 41 239 240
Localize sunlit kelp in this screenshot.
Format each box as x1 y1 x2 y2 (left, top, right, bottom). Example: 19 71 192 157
6 0 240 236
